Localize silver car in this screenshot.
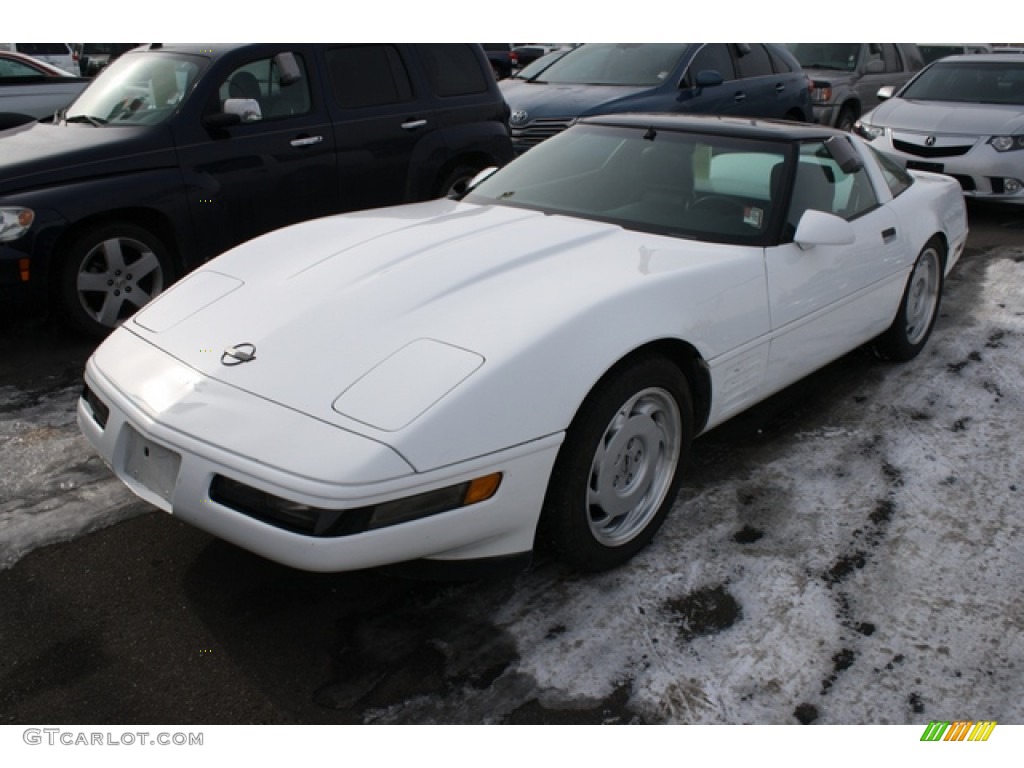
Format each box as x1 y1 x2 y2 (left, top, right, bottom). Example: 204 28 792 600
855 54 1024 204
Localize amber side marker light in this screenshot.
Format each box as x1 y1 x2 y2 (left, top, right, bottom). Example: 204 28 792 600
19 258 30 282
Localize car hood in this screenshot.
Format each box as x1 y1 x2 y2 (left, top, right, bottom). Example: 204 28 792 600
124 199 755 470
866 98 1024 134
0 122 175 192
501 81 656 118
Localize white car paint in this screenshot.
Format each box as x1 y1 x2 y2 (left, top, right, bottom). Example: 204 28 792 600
78 116 969 573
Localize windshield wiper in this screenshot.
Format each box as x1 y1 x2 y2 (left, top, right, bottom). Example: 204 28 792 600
65 114 108 127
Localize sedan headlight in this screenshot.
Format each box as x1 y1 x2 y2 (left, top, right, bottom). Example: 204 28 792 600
989 135 1024 152
853 120 884 141
0 207 34 242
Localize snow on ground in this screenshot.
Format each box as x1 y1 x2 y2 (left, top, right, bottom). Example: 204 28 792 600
483 245 1024 724
0 381 141 569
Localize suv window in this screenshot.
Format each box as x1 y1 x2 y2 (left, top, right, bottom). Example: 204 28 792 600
326 45 413 109
417 44 488 97
735 44 773 78
218 53 311 120
880 44 902 73
16 43 70 56
687 44 735 83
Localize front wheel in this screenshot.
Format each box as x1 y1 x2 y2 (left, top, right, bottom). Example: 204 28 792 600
435 164 483 199
538 356 693 571
873 237 945 361
58 222 173 337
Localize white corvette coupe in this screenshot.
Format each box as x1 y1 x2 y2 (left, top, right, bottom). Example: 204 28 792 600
78 115 968 574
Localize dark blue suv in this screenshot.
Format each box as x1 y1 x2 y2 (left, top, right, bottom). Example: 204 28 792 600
499 43 812 153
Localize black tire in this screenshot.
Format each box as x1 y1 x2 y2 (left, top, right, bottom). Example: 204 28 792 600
436 164 483 199
836 105 858 133
58 222 173 338
873 237 945 361
538 355 693 571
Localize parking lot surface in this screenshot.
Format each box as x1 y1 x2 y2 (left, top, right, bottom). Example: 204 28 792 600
0 202 1022 724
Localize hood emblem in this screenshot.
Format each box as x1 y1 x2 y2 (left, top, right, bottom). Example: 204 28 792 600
221 342 256 366
510 109 529 126
925 135 937 146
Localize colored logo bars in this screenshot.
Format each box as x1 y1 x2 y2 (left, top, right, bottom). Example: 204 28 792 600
921 721 997 742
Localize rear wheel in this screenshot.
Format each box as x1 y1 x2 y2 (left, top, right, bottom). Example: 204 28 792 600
539 355 692 571
873 237 945 361
58 222 173 337
836 105 858 133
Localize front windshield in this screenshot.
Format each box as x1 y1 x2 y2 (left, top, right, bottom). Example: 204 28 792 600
512 50 568 81
464 122 787 246
901 61 1024 104
65 51 204 126
527 44 689 86
786 43 860 71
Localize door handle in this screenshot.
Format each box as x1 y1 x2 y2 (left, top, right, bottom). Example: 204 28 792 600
733 91 747 102
290 135 323 147
401 119 428 131
775 83 786 93
881 227 897 241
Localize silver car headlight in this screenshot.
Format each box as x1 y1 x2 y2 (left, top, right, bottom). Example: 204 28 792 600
0 207 34 242
989 135 1024 152
853 120 884 141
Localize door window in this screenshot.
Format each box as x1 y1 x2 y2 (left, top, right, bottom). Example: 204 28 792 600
325 45 413 109
735 44 773 79
217 53 311 120
687 44 735 84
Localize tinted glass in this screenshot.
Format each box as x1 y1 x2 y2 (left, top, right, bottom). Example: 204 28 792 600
16 43 70 56
535 44 689 86
326 45 413 108
417 44 488 96
868 145 913 197
218 53 311 119
0 57 46 77
466 122 787 245
736 44 773 78
901 61 1024 104
787 43 860 71
688 44 735 83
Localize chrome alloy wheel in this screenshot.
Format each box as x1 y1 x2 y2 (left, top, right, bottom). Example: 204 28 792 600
903 244 941 346
586 387 682 547
75 235 165 327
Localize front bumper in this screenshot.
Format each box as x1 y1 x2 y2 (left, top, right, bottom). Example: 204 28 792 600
871 131 1024 204
78 330 562 572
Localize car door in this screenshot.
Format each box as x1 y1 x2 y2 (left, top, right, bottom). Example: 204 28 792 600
174 46 340 257
732 43 794 118
680 44 745 115
322 44 439 211
763 138 909 389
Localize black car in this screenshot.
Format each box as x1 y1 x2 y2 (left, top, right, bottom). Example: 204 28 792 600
0 43 514 335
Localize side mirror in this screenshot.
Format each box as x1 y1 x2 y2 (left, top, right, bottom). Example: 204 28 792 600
877 85 896 101
694 70 724 89
793 209 855 249
274 52 302 86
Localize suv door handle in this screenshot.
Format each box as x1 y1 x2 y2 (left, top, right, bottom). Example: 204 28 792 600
401 119 428 131
775 83 787 93
733 91 747 102
290 135 323 147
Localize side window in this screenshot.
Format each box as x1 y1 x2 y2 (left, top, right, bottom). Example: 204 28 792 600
766 46 794 73
881 44 901 73
417 44 488 96
735 44 773 79
785 141 880 236
687 44 736 85
218 53 311 120
0 58 40 77
325 45 413 109
869 145 914 198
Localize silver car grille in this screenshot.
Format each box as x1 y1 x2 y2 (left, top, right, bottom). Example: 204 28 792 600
891 131 975 159
511 117 575 149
